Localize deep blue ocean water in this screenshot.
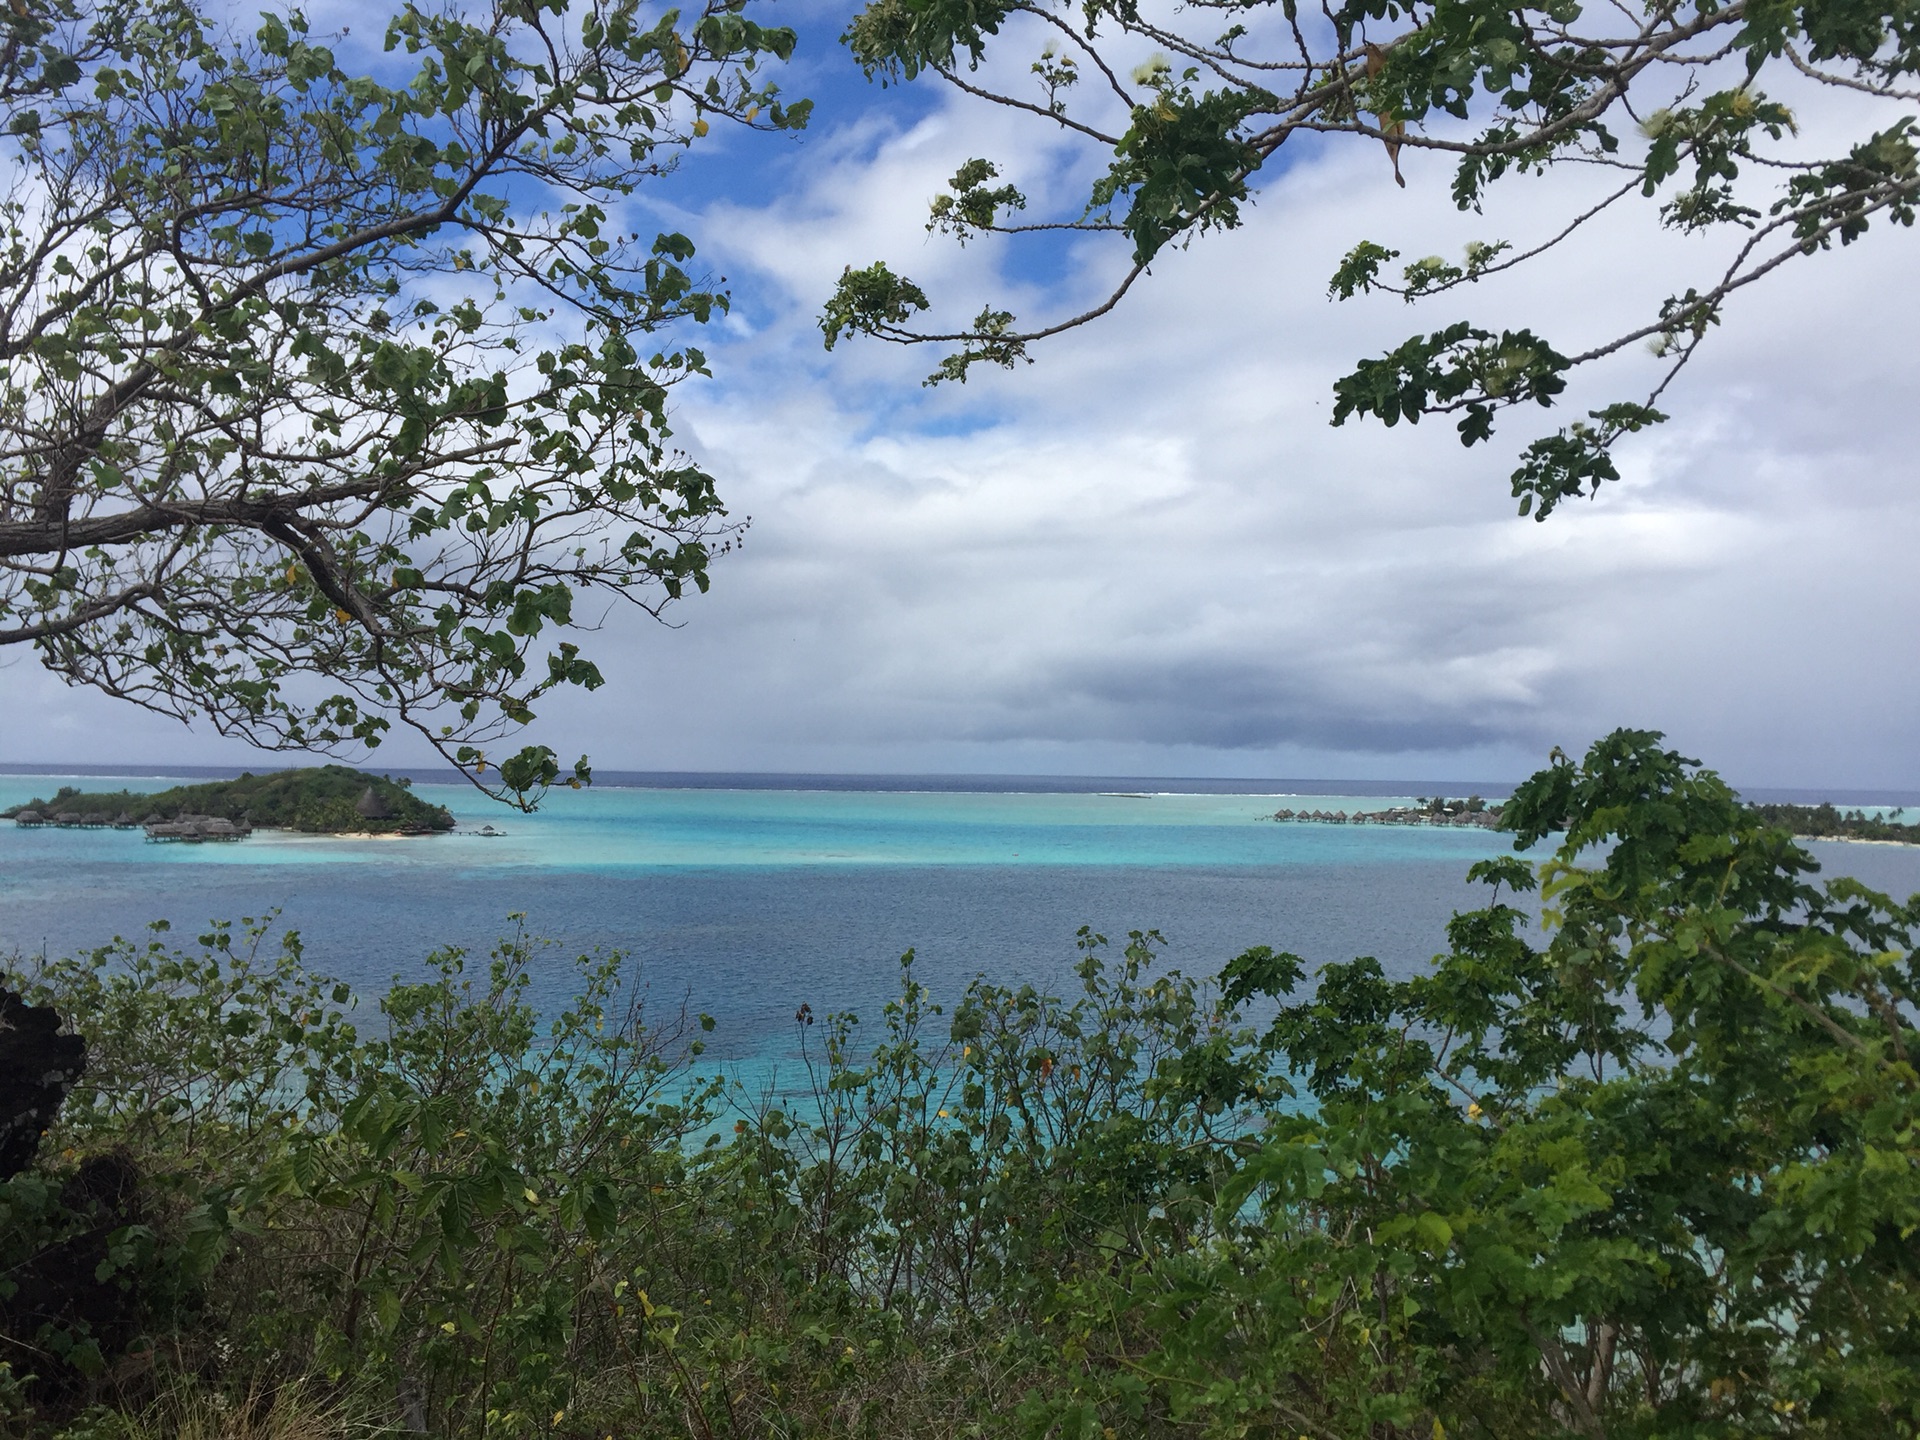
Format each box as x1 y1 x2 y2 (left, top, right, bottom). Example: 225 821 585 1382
6 771 1919 1068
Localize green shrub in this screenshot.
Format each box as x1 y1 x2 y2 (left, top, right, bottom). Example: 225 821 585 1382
1028 731 1920 1439
4 731 1916 1438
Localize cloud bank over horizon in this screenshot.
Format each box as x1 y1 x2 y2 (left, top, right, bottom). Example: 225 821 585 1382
5 14 1917 791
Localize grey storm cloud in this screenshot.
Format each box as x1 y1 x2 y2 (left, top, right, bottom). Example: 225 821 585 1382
994 655 1543 753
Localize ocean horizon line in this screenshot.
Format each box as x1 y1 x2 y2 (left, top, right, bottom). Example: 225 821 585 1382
2 761 1918 809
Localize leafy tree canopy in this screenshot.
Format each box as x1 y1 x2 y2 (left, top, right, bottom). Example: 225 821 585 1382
822 0 1919 517
0 0 809 807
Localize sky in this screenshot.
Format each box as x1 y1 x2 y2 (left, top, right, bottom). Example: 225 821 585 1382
5 0 1918 789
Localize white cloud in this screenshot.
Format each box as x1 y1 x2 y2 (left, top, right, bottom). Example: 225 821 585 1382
8 57 1918 791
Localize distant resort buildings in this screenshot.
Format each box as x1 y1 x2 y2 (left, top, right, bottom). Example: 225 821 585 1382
1269 798 1502 829
9 808 253 841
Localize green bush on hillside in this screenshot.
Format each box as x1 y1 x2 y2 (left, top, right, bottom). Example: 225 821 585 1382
2 732 1916 1438
1748 801 1920 845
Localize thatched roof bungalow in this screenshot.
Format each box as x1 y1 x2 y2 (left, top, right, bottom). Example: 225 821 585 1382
144 814 253 843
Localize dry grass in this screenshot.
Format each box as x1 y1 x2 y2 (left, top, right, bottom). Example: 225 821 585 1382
72 1383 384 1440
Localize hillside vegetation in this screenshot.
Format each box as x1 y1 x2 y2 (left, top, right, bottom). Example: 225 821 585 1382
2 767 453 835
1748 802 1920 844
3 732 1917 1438
1272 796 1919 845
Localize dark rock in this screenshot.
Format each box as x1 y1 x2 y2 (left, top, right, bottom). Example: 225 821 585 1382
0 1148 150 1408
0 1000 157 1413
0 989 86 1179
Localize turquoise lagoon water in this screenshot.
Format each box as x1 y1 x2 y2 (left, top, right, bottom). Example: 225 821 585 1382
0 776 1494 869
6 773 1919 1069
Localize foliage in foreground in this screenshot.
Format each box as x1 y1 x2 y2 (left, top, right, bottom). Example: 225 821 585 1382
0 0 808 809
3 730 1918 1438
823 0 1920 516
2 768 453 834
